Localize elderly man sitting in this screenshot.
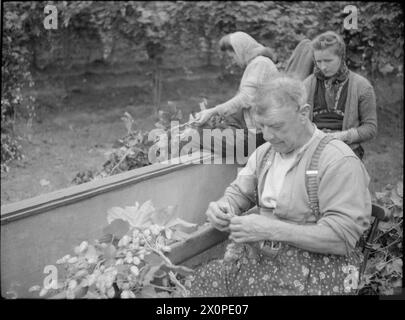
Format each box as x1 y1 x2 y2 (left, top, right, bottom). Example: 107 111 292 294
189 76 372 296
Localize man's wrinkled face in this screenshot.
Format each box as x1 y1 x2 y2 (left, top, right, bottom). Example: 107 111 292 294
314 48 341 78
255 103 307 154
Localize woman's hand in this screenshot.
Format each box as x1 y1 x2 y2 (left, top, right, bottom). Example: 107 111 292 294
194 108 217 126
206 201 233 232
328 130 349 142
228 214 274 243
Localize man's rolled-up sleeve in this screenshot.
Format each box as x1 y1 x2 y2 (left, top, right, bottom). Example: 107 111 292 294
220 150 258 215
317 155 372 254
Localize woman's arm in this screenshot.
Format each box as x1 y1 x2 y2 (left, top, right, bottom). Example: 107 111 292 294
352 84 378 143
333 82 378 144
215 59 278 117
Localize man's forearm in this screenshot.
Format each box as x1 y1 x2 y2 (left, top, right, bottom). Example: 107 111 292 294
270 219 348 255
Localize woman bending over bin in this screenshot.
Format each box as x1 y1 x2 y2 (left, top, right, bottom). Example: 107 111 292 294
189 76 372 296
193 31 279 161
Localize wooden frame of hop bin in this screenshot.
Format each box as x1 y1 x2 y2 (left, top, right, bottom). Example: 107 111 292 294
1 152 237 298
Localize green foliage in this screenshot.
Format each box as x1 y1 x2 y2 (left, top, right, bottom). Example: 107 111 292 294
71 129 153 185
8 1 402 73
71 105 189 184
312 2 404 76
1 2 40 171
2 1 403 170
0 133 24 172
71 99 230 185
358 181 403 295
58 1 172 61
30 200 197 298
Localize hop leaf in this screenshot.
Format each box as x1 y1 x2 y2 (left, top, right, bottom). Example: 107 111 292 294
103 244 117 260
102 219 130 240
107 201 155 228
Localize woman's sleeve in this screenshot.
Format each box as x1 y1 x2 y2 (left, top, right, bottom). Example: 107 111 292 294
216 60 277 117
350 82 378 144
303 75 315 120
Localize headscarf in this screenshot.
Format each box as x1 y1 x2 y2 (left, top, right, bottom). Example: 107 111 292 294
229 32 277 66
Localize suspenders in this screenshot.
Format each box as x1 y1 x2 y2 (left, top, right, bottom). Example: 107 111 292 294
305 135 335 220
253 135 335 258
255 135 335 217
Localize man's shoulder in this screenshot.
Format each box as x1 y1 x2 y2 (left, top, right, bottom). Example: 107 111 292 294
320 139 359 167
316 138 370 190
247 142 272 163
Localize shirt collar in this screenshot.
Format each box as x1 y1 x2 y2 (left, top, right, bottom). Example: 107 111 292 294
279 124 321 159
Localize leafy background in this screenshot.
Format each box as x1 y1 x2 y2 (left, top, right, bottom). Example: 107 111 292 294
2 1 403 170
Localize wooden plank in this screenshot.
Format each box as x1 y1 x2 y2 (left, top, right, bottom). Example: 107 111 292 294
167 224 229 265
1 152 216 225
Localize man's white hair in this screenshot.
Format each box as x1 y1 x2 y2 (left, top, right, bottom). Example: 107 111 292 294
253 75 308 116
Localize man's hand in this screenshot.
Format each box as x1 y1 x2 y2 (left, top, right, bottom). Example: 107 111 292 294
206 201 233 232
228 214 274 243
194 108 217 126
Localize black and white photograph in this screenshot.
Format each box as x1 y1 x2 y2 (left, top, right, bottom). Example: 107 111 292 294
1 0 403 304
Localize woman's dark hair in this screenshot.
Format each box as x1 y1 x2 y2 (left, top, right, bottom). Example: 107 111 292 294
219 34 234 52
311 31 346 58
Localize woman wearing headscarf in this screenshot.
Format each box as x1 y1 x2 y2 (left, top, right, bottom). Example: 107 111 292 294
303 31 378 160
193 32 279 160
